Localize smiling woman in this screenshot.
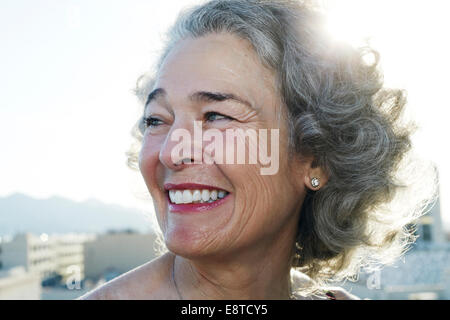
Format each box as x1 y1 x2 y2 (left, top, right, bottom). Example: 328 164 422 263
80 0 436 300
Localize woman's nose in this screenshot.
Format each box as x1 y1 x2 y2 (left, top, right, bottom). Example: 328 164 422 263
158 119 202 171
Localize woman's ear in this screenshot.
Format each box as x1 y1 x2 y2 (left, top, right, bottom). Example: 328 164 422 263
304 167 328 191
299 157 328 191
303 162 329 191
290 155 329 191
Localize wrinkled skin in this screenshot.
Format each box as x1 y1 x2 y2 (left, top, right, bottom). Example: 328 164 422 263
80 32 335 300
141 33 308 264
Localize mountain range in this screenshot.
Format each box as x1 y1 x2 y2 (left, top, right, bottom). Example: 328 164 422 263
0 193 154 236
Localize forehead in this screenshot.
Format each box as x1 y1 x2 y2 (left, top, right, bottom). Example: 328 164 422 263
154 32 277 107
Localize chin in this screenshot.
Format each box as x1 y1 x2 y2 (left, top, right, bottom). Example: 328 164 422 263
163 223 230 260
157 193 236 259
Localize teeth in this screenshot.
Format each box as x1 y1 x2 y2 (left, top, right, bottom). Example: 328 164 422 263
201 190 210 202
169 190 176 203
169 189 228 204
182 190 192 203
192 190 201 201
175 191 183 204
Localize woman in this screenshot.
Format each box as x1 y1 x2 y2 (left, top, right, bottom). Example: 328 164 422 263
81 0 435 300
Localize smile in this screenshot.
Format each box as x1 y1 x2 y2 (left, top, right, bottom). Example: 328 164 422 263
169 189 228 204
164 183 231 213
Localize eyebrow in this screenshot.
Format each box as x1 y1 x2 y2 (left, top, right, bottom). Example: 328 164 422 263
144 88 256 111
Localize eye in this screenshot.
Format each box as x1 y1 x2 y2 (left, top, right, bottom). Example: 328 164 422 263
204 112 233 122
143 116 164 128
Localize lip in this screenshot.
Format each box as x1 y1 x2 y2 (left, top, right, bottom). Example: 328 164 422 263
164 183 231 214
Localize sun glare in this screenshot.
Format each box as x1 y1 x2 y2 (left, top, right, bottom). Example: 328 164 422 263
322 0 377 47
322 0 450 228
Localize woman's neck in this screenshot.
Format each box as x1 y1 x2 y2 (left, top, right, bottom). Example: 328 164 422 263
171 237 295 300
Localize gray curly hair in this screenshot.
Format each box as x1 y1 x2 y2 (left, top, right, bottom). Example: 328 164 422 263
127 0 437 287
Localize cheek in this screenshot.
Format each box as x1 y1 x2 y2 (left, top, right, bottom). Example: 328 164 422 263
221 156 299 241
139 134 165 194
222 111 298 239
139 134 170 231
239 166 294 211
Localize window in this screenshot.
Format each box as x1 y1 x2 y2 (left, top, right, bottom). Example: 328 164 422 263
422 224 432 242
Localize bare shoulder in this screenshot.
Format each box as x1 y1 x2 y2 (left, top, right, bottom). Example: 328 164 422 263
78 252 174 300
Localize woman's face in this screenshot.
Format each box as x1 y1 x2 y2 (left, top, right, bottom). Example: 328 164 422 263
139 33 309 258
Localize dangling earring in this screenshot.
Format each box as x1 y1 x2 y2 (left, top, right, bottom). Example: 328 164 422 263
311 177 320 188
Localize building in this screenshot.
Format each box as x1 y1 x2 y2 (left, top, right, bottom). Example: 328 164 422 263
415 190 446 246
1 233 57 280
0 266 41 300
0 236 3 270
83 231 158 281
52 233 93 284
0 231 158 299
0 232 92 284
341 182 450 300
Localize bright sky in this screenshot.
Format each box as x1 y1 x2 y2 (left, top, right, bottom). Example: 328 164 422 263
1 0 449 229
